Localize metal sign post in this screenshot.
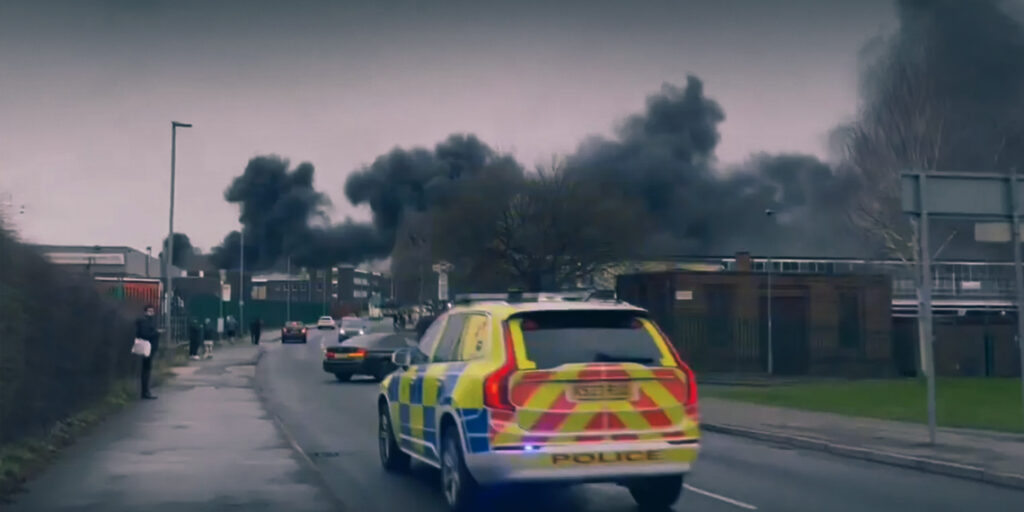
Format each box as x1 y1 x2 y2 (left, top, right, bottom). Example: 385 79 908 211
902 171 1024 437
433 261 454 302
1012 168 1024 427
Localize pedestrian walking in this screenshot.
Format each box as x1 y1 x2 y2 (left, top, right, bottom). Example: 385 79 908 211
202 318 215 358
188 319 202 360
250 317 262 345
135 304 160 399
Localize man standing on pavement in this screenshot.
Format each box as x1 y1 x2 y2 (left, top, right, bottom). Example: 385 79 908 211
135 305 160 399
250 317 262 345
188 318 202 360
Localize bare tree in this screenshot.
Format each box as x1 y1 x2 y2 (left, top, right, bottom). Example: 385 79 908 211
839 43 953 263
489 166 648 291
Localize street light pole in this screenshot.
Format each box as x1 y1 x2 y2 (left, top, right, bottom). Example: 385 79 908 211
165 121 192 343
239 227 245 334
286 255 292 321
146 246 152 278
765 209 774 375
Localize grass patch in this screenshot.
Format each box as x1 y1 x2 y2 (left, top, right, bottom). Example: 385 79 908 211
0 380 135 501
706 378 1024 433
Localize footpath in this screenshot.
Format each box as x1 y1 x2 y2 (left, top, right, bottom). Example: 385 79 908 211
4 335 339 512
701 394 1024 489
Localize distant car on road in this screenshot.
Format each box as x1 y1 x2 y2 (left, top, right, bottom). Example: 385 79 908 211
281 321 307 344
323 333 414 382
338 316 367 341
317 316 336 330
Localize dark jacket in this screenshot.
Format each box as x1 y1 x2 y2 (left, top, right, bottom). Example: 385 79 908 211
415 315 436 341
135 315 160 353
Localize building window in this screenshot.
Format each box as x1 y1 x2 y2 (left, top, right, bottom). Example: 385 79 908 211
782 261 798 272
354 290 368 298
838 292 862 349
705 285 734 347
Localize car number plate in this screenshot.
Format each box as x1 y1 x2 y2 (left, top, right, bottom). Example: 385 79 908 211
570 382 632 401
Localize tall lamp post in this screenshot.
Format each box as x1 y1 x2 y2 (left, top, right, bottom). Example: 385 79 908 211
165 121 192 343
765 209 775 375
239 227 245 335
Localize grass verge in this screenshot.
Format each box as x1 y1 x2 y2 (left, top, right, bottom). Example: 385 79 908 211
705 378 1024 433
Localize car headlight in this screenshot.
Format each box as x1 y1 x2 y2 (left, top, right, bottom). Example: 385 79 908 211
359 329 365 335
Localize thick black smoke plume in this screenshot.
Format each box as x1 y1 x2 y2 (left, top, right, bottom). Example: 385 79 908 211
567 76 858 257
344 134 524 235
840 0 1024 260
210 156 385 270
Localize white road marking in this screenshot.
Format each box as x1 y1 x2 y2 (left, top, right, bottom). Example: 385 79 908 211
685 484 758 510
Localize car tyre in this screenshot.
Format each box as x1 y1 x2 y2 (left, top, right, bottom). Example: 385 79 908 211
334 373 352 382
378 402 410 472
441 425 479 512
628 475 684 511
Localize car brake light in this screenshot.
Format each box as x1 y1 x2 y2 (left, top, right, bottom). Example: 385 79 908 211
483 322 518 411
653 323 699 417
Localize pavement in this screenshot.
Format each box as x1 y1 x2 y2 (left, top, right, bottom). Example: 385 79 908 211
4 331 339 512
700 394 1024 489
7 325 1024 511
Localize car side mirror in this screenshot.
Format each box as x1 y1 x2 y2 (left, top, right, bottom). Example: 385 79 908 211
392 348 414 369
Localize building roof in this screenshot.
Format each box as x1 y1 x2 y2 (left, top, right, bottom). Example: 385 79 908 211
31 244 141 254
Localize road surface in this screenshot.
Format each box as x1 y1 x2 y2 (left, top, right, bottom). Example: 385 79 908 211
258 327 1024 512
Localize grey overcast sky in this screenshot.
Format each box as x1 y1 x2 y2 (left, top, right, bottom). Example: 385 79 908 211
0 0 894 252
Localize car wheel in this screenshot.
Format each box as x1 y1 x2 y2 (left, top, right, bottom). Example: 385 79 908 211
378 402 409 472
441 424 479 512
334 373 352 382
628 475 683 511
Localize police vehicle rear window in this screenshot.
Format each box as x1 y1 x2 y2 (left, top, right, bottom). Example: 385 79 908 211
515 310 665 369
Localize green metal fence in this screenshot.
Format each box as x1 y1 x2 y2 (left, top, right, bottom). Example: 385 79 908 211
185 294 331 329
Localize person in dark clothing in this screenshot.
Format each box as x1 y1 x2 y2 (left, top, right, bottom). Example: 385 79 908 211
188 319 202 360
415 315 436 341
250 317 262 345
135 305 160 399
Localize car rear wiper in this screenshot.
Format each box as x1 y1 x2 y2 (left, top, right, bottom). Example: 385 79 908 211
593 352 654 364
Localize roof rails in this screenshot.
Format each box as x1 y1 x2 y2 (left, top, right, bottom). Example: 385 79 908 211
452 290 620 305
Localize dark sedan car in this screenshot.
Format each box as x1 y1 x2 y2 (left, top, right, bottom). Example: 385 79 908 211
281 321 308 343
323 333 414 382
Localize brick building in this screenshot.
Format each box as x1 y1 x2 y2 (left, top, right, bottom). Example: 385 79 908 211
617 254 893 377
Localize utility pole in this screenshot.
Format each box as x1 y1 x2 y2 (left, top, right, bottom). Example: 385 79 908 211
239 228 245 334
146 246 152 277
322 269 328 315
765 209 775 375
286 255 292 321
165 121 192 344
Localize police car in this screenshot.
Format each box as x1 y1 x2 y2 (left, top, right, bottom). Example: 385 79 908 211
377 293 699 511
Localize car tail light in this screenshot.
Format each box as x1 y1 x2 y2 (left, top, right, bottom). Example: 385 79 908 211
483 322 518 411
653 323 699 418
352 348 367 359
302 328 307 334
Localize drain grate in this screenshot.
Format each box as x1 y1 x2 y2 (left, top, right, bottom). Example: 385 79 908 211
307 451 341 458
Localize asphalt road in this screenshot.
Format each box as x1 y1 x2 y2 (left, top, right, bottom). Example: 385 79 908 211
258 327 1024 512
